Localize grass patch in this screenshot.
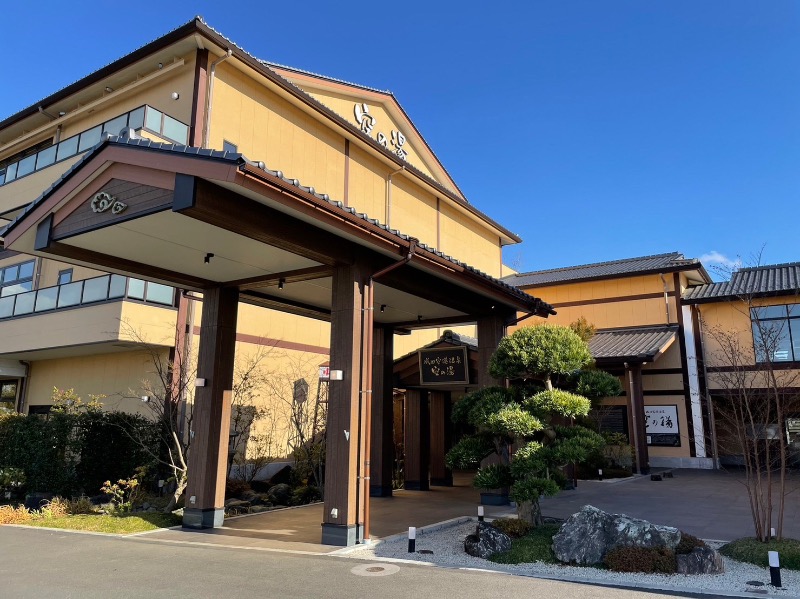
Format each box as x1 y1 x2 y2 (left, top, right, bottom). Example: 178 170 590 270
720 537 800 570
488 523 560 564
22 512 181 534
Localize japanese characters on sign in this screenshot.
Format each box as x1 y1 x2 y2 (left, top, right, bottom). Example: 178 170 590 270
353 103 408 161
644 405 680 447
418 347 469 386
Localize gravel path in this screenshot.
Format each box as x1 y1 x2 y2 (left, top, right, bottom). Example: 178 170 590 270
344 519 800 597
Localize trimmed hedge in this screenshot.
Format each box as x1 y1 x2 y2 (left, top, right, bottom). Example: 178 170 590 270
604 546 677 574
0 411 159 497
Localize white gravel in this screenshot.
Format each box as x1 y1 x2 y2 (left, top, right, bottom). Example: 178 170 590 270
343 519 800 597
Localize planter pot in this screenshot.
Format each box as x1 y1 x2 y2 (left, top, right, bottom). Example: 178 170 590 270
480 492 510 506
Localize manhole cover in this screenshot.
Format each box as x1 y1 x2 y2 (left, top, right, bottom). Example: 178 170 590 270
746 581 765 587
350 563 400 577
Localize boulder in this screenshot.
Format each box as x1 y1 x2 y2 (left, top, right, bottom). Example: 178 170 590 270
249 493 272 507
552 505 681 565
464 521 512 559
676 547 725 575
267 483 292 506
224 498 250 509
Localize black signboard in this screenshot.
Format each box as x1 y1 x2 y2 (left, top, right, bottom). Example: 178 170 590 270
595 405 628 437
419 347 469 386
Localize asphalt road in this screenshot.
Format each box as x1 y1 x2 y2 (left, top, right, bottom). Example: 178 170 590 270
0 527 722 599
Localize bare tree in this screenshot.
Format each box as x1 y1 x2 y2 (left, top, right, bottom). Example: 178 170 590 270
702 255 800 541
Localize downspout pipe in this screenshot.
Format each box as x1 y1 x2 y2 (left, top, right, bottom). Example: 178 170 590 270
659 273 670 324
202 49 233 149
385 166 405 227
360 240 417 543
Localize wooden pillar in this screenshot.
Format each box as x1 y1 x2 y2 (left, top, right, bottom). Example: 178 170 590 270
477 313 507 388
626 362 650 475
370 326 394 497
404 389 430 490
183 286 238 529
429 391 453 486
322 262 368 546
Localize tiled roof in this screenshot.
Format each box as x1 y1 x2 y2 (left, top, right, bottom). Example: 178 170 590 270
683 262 800 303
394 329 477 364
0 136 554 316
589 326 678 363
503 252 702 287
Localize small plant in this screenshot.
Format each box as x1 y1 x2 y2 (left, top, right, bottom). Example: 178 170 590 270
225 478 252 499
676 532 706 554
0 504 32 524
720 537 800 570
604 546 677 574
50 387 105 414
101 476 140 513
491 518 532 539
40 497 71 518
68 495 96 515
488 523 560 564
290 485 322 506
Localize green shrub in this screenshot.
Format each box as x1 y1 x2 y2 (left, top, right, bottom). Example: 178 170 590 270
290 485 322 506
225 478 251 499
604 546 677 574
491 518 531 539
489 523 559 564
720 537 800 570
676 532 706 554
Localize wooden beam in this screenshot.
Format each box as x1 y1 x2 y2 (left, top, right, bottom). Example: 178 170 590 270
429 391 453 486
370 326 394 497
404 389 430 491
626 363 650 475
477 313 508 388
239 290 331 322
226 265 333 291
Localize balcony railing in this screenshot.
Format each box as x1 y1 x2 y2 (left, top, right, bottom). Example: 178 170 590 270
0 105 189 188
0 274 175 320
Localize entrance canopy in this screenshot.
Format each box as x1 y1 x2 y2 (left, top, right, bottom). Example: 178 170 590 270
1 136 553 326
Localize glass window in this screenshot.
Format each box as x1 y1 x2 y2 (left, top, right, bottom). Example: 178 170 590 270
18 261 34 280
36 145 57 169
56 136 79 161
144 282 174 305
128 107 145 130
103 114 128 137
34 287 58 312
127 278 145 300
752 303 800 362
145 107 162 133
57 269 72 285
82 276 110 303
108 274 127 298
0 296 14 318
162 115 188 144
57 281 82 308
3 265 19 283
13 291 34 315
0 171 5 185
78 125 102 152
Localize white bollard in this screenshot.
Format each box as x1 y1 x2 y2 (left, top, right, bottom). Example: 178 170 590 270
769 551 781 588
478 506 484 522
408 526 416 553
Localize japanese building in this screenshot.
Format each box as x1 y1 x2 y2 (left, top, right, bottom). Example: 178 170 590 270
0 17 551 545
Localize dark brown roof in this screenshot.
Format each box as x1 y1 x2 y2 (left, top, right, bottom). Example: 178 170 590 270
393 329 477 365
504 252 708 287
589 326 678 364
0 136 554 317
683 262 800 303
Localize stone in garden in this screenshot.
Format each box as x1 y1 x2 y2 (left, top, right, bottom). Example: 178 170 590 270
142 502 150 510
146 507 158 512
224 498 250 509
676 547 725 575
552 505 681 565
267 483 292 506
248 505 271 513
249 493 271 507
464 521 512 559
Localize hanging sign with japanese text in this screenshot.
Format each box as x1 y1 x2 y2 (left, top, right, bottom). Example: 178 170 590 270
645 405 681 447
418 347 469 386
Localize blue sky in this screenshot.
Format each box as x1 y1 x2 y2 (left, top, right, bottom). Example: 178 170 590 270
2 2 797 276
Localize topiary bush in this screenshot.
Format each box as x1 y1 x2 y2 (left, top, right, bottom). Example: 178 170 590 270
491 518 532 539
604 546 677 574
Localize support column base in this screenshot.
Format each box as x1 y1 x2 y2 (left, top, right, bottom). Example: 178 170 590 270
321 523 361 546
370 484 393 497
183 507 224 529
404 480 430 491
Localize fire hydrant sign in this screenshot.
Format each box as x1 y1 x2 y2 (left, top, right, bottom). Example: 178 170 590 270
418 347 469 386
645 405 680 447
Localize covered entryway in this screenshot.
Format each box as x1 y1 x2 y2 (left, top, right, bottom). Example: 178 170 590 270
1 136 552 545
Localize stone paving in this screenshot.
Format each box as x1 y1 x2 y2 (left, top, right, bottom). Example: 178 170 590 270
141 468 800 552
